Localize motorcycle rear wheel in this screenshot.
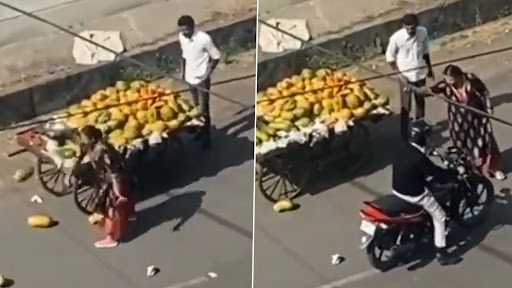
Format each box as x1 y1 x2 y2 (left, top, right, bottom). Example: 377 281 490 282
366 231 400 272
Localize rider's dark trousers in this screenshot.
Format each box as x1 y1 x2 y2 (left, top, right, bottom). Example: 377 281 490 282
189 78 212 148
399 78 426 140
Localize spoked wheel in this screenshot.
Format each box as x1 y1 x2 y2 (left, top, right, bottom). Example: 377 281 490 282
73 182 110 215
366 230 400 272
71 163 110 215
456 175 495 228
35 157 72 196
256 159 310 203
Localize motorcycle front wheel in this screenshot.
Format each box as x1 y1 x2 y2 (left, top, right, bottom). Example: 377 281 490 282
455 174 495 228
366 229 400 272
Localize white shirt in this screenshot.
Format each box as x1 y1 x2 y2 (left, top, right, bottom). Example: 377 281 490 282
385 26 430 82
179 30 221 85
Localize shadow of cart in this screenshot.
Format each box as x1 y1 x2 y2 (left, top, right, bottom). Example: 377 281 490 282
256 114 403 202
132 111 254 201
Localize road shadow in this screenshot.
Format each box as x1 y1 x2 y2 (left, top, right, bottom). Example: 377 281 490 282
303 115 400 198
130 110 254 201
429 119 451 149
124 190 205 242
451 188 512 259
491 92 512 108
404 187 512 271
498 145 512 174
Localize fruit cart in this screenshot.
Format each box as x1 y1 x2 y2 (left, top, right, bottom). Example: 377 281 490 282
7 80 203 215
255 68 391 203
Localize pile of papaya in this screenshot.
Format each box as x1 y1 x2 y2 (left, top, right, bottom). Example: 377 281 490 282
65 80 202 149
255 68 389 146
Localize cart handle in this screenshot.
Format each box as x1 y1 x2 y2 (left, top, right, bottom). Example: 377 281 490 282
5 148 28 158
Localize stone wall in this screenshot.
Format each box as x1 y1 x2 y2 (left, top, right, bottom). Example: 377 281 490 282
257 0 512 91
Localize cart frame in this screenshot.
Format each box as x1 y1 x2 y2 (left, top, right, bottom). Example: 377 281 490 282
255 114 387 203
8 123 200 215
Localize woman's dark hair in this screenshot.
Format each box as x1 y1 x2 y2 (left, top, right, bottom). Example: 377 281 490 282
401 13 418 26
443 64 464 78
177 15 195 28
81 125 103 142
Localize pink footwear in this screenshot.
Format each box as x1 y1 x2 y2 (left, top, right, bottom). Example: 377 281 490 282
94 238 119 248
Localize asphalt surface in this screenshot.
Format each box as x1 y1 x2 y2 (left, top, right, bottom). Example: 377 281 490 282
0 59 255 288
253 32 512 287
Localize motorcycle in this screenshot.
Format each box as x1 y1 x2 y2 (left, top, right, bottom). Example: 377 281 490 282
358 146 495 271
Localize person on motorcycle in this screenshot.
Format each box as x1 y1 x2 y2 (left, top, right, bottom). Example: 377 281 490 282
392 120 460 265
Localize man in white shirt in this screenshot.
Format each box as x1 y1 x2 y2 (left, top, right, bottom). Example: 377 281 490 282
385 13 434 140
178 15 221 149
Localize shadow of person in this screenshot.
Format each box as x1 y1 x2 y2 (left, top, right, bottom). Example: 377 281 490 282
499 146 512 174
491 92 512 108
430 119 451 149
124 190 206 242
450 187 512 258
304 115 401 197
130 111 254 201
219 109 255 138
407 187 512 270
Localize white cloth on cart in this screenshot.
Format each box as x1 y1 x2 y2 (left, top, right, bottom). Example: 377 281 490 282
258 18 310 53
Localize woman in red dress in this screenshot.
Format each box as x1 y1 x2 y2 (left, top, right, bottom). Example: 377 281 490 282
75 125 137 248
430 64 505 180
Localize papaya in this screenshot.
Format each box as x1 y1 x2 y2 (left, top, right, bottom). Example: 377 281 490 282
313 103 322 116
262 115 275 123
372 95 389 107
280 111 295 121
256 130 270 142
345 94 361 110
363 86 379 100
337 109 353 121
295 117 312 128
292 108 307 118
262 126 277 136
352 107 367 119
28 214 55 228
167 119 181 131
268 121 293 132
177 98 192 112
273 198 295 213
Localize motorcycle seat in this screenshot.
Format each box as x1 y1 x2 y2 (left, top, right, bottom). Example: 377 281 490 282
370 194 422 217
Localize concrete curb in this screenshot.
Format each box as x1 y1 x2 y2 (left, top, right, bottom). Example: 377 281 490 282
257 0 512 91
0 14 256 128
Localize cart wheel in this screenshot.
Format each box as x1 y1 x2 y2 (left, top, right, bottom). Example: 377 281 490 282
35 157 72 196
73 182 110 215
256 163 309 203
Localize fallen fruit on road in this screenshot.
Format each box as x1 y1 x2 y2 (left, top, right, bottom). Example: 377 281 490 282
27 214 55 228
13 167 34 183
273 198 295 213
88 213 105 225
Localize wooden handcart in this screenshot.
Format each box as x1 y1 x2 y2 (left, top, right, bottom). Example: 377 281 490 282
255 113 388 203
8 120 201 215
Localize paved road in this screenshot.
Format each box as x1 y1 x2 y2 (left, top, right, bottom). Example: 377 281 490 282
0 0 255 48
0 0 163 46
0 59 255 288
253 32 512 287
